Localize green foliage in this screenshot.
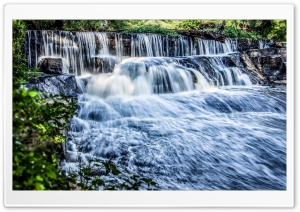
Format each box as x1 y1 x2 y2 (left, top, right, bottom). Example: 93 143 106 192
69 154 157 190
123 25 179 37
62 20 106 31
13 20 26 58
13 138 70 190
222 27 262 40
171 20 221 30
13 20 78 190
13 20 38 87
21 20 286 41
13 85 77 190
24 20 108 31
24 20 57 30
106 20 133 31
268 20 286 41
222 20 286 41
248 20 273 38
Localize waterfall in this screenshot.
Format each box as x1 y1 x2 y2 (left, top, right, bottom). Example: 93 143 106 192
82 55 251 98
259 40 265 49
26 30 286 190
27 30 241 75
27 30 252 95
258 40 270 49
95 32 110 55
27 31 32 67
196 38 237 55
86 57 211 97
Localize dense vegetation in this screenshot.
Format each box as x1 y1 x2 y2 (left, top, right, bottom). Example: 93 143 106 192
24 19 286 41
13 20 78 190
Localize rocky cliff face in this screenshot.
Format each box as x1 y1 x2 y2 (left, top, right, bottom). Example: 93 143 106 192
237 47 286 85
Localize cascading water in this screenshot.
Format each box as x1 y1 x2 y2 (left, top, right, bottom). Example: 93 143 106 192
86 57 211 97
27 30 238 74
27 30 286 190
197 38 237 55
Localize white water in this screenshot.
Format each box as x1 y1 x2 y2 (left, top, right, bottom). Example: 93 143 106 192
197 38 237 55
64 86 286 190
259 40 270 49
86 58 211 97
27 31 238 75
26 30 285 190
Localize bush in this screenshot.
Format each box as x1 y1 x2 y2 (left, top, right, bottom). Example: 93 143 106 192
13 87 77 190
222 27 262 40
268 20 286 41
123 24 179 37
13 20 78 190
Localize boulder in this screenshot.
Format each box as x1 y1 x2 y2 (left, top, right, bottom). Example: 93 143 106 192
237 39 259 51
39 57 68 74
27 73 78 97
93 56 118 73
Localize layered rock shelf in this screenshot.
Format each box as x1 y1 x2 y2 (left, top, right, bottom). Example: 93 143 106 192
25 30 287 96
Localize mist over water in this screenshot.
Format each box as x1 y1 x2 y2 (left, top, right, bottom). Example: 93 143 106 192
28 30 286 190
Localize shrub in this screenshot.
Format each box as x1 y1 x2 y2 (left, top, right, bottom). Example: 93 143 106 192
13 20 78 190
123 25 179 37
222 27 262 40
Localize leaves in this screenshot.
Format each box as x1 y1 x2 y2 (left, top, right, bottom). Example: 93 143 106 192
73 154 157 190
222 27 262 40
12 21 78 190
123 25 179 37
28 91 38 98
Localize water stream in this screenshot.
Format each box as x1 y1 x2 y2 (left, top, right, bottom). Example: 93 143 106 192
27 31 286 190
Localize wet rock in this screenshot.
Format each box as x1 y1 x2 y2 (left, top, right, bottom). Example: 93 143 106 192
260 48 278 56
93 57 118 73
238 52 264 82
279 42 287 48
39 58 66 74
221 56 236 67
279 62 286 75
278 48 287 61
237 39 259 51
258 55 283 76
26 73 78 97
243 46 286 81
